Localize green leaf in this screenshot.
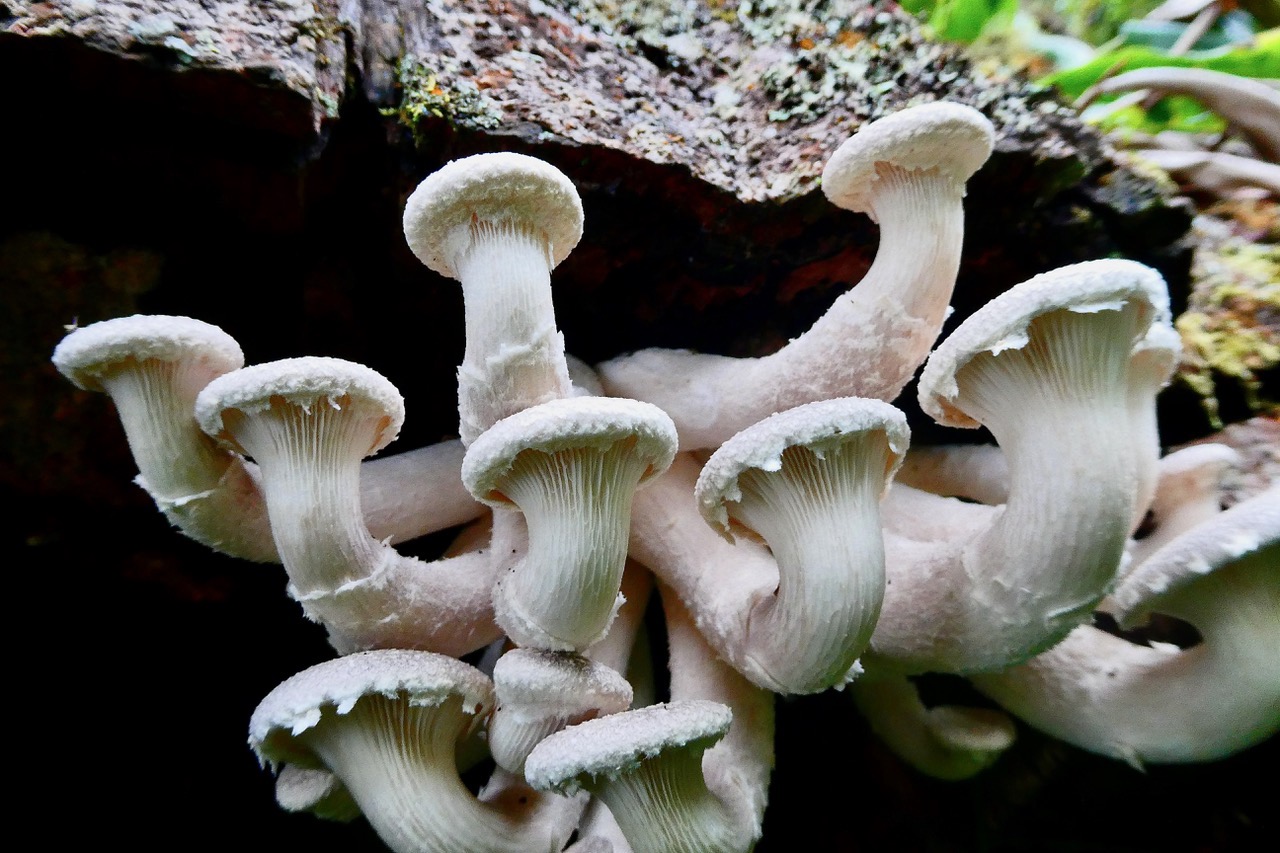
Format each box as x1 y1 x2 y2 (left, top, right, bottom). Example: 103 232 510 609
930 0 1020 43
1039 28 1280 99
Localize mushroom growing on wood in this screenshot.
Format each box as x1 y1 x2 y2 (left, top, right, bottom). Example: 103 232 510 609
971 487 1280 765
52 315 486 561
870 259 1173 674
598 101 994 450
462 396 678 651
402 152 582 446
196 357 500 656
630 397 908 694
249 649 575 852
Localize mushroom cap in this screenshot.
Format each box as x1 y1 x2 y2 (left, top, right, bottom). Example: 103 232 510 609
918 259 1171 428
194 356 406 457
1110 486 1280 629
52 314 243 391
695 397 910 534
822 102 995 214
493 648 632 716
249 649 494 770
524 700 732 795
461 396 678 507
403 152 585 278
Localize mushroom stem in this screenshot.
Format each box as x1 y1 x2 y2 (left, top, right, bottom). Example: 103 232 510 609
662 586 774 843
1124 443 1241 569
849 672 1016 781
597 102 993 451
454 218 574 443
894 444 1008 505
361 440 485 544
972 489 1280 765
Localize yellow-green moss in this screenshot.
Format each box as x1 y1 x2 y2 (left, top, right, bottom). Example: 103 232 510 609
384 56 502 141
1176 234 1280 427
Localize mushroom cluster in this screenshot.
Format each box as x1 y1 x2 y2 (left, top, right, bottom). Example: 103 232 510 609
51 101 1278 852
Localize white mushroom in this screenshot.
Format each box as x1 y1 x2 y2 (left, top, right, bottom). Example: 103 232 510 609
525 700 744 853
272 764 360 822
489 648 633 775
1125 442 1241 569
849 672 1016 781
971 487 1280 766
51 315 486 561
51 315 275 561
598 102 994 450
462 396 677 651
402 152 582 445
630 398 908 694
871 259 1173 674
196 357 500 656
249 649 574 853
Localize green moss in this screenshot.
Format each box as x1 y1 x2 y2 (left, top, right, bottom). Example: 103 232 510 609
384 55 502 140
1176 237 1280 426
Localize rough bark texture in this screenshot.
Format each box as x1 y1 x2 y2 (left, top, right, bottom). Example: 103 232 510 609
5 1 1273 851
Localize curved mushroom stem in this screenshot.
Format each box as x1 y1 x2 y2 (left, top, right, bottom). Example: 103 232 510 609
1125 321 1182 533
848 673 1016 781
360 439 486 544
51 315 277 561
53 316 486 563
972 489 1280 765
197 358 501 656
661 586 774 844
1124 442 1240 570
598 103 993 451
871 261 1172 675
894 444 1009 505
